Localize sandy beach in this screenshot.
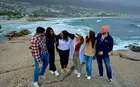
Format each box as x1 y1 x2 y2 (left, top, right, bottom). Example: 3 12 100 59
0 35 140 87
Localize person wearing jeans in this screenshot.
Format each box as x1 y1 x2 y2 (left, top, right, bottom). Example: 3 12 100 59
34 53 49 82
84 55 93 77
30 27 49 87
83 31 96 80
96 25 114 83
96 56 112 79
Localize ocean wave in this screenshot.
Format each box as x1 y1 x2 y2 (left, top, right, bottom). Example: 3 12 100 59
0 18 140 51
129 23 140 28
96 20 102 23
113 37 140 51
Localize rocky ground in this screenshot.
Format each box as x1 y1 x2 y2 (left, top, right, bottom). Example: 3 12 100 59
0 36 140 87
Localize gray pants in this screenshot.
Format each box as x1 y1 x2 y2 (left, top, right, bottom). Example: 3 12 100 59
73 51 84 73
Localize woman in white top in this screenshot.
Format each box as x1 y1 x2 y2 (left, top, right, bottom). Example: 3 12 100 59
56 30 75 73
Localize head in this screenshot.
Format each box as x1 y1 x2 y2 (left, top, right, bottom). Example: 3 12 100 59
46 27 54 36
46 27 55 39
86 31 96 48
101 25 109 35
60 30 69 41
36 27 45 34
77 35 84 45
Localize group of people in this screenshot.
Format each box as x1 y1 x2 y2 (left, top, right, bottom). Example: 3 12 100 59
29 25 114 87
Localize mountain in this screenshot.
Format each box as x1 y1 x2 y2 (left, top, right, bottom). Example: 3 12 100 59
0 0 138 19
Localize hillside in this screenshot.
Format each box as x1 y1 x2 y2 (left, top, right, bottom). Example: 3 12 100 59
0 0 130 19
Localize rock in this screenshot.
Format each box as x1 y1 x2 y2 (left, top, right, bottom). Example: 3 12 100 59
110 51 120 56
19 29 30 35
6 31 17 37
15 32 23 37
128 44 140 52
124 46 128 48
27 17 45 21
118 50 140 61
5 29 30 40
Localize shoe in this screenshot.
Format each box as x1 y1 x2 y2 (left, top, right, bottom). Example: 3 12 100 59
96 75 104 79
108 78 113 84
76 73 81 78
39 75 46 79
74 70 78 75
87 76 91 80
49 70 54 74
33 82 39 87
54 71 59 76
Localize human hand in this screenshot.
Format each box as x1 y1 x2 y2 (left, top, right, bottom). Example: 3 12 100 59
38 61 43 68
98 51 103 55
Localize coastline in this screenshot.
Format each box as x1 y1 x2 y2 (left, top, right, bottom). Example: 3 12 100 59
0 16 122 22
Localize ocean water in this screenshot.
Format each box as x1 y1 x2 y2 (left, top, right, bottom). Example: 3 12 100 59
0 17 140 50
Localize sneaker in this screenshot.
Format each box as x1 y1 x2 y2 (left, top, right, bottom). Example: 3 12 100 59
54 71 59 76
74 70 78 75
96 75 104 79
76 73 81 78
33 82 39 87
49 70 54 74
87 76 91 80
108 79 113 84
39 75 46 79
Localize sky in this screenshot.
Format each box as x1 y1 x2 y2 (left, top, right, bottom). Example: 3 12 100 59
97 0 140 7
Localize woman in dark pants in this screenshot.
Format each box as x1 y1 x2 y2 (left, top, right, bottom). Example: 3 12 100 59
46 27 59 76
56 30 75 73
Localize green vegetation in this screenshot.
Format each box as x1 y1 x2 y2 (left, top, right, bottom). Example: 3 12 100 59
0 12 23 19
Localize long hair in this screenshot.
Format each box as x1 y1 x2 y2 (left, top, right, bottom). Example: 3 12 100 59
79 36 84 45
46 27 55 41
86 31 96 48
61 30 69 42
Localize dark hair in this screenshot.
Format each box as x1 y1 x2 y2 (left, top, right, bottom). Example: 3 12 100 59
36 27 45 34
68 33 75 39
86 31 96 48
46 27 55 40
61 30 69 41
80 36 84 45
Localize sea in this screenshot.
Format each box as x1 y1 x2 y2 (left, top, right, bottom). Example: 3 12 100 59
0 17 140 50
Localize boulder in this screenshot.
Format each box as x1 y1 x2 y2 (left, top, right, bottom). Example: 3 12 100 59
5 29 30 40
6 31 17 37
110 51 120 56
27 17 45 21
128 44 140 52
19 29 30 35
119 50 140 61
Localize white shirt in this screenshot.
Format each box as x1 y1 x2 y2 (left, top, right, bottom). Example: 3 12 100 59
58 37 72 50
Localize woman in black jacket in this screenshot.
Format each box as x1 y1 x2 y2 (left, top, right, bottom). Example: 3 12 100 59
46 27 59 76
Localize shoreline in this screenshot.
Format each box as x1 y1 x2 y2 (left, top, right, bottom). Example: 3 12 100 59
0 16 122 22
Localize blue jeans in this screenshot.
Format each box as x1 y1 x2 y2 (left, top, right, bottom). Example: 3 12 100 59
96 55 112 79
34 53 49 82
84 55 93 76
